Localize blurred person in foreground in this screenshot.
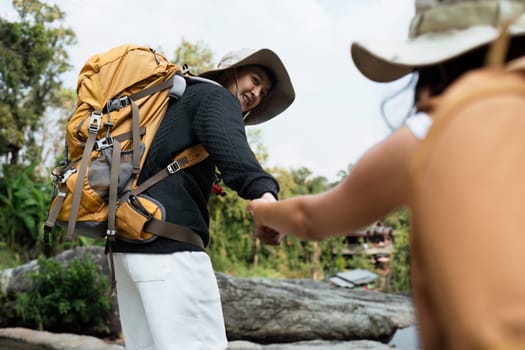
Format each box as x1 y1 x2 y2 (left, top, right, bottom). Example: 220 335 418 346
248 1 525 349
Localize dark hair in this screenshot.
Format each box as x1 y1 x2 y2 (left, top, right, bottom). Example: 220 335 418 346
415 34 525 103
239 64 276 87
215 64 276 92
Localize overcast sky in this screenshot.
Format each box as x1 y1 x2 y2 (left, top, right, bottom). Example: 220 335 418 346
1 0 416 181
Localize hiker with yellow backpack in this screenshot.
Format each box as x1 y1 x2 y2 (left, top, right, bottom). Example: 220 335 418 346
247 1 525 349
45 45 294 349
110 48 294 349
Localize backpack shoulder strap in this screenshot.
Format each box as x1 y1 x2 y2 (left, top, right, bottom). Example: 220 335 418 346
129 143 209 198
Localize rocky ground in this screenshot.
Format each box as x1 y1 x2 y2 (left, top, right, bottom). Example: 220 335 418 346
0 327 419 350
0 247 421 349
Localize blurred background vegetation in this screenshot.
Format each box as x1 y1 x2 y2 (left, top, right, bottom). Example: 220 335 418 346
0 0 411 294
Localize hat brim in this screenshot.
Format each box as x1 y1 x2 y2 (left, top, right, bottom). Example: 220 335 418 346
199 48 295 125
351 25 525 83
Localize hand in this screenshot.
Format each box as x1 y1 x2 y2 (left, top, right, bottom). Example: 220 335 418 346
248 193 285 245
255 224 285 245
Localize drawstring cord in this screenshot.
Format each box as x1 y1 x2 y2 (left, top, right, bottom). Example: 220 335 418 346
379 73 418 132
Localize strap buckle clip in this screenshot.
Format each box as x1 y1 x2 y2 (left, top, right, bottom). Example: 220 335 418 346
107 96 130 112
60 168 77 183
88 111 103 133
95 137 114 151
167 161 181 174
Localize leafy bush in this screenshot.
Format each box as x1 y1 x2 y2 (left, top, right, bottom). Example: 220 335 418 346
0 163 50 259
14 255 111 336
0 247 20 270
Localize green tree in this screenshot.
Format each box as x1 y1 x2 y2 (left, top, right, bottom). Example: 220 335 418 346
206 129 270 273
383 208 411 292
172 38 214 74
0 0 75 166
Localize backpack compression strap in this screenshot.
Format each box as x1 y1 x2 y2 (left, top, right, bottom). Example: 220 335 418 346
129 143 209 198
66 110 103 241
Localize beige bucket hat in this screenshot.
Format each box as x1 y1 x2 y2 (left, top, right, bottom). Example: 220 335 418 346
199 48 295 125
351 0 525 82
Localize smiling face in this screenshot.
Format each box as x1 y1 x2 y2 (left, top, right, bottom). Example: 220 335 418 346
224 65 273 113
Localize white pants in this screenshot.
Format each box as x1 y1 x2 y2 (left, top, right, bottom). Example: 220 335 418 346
113 251 228 350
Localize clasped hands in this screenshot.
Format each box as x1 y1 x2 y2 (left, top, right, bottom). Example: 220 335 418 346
247 193 285 246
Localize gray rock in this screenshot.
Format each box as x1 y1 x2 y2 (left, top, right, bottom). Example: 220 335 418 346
226 339 396 349
0 327 124 350
0 328 411 350
218 273 415 343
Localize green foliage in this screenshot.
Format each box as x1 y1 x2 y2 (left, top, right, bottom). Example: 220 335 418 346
14 255 111 335
0 247 20 270
389 226 411 292
172 38 214 74
0 163 50 258
207 190 255 272
383 208 412 292
0 0 76 165
320 237 348 275
346 239 375 271
207 136 349 280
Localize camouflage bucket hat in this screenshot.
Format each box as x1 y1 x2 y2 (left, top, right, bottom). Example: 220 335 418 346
351 0 525 82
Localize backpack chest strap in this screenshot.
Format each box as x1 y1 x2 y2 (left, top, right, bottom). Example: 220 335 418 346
129 143 209 198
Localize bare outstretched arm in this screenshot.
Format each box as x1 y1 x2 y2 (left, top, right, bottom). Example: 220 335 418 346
247 126 419 241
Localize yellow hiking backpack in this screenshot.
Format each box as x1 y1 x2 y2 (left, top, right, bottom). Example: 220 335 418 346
44 44 214 250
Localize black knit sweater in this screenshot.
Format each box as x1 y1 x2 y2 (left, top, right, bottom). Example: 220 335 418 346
110 82 279 253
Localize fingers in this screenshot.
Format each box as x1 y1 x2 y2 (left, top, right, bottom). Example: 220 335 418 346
255 226 284 245
248 197 284 245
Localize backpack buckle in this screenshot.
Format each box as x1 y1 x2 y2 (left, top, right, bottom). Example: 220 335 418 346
107 96 130 112
88 111 102 133
60 168 77 183
167 161 181 174
95 137 114 151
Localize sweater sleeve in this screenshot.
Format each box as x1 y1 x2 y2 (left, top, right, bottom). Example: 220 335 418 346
192 85 279 200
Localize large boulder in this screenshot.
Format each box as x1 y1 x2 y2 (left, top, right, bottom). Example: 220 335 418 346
219 273 414 343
